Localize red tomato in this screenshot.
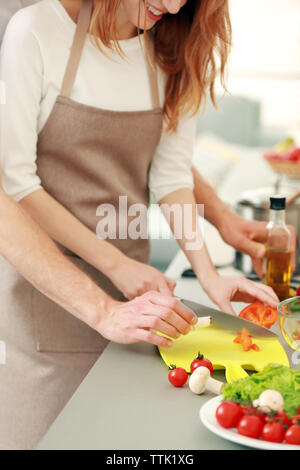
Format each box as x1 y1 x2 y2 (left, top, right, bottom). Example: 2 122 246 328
168 366 188 387
190 353 213 375
262 422 285 443
296 286 300 297
241 406 267 422
237 415 264 439
216 401 243 429
241 405 257 415
290 415 300 426
266 411 290 426
239 303 278 329
285 425 300 445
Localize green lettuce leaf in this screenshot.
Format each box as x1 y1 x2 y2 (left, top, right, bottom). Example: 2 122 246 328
223 363 300 417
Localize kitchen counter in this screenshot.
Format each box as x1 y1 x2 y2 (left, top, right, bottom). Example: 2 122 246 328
36 241 297 450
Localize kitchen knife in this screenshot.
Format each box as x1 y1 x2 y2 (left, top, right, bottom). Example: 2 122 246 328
178 297 278 338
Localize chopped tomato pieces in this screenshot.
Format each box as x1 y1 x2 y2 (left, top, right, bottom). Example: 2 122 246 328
234 328 260 352
239 302 278 329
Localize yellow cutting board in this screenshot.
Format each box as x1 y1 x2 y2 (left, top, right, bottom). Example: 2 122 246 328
158 325 289 383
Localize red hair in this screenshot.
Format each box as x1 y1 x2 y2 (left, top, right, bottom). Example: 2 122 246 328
89 0 232 132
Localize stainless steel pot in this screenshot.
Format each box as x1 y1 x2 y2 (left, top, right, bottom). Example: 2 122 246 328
234 186 300 276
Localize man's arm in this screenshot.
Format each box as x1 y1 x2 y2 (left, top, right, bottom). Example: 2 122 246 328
0 180 111 329
192 166 270 276
192 167 296 277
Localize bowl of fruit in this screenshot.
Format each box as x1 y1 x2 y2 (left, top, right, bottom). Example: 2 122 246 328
263 138 300 180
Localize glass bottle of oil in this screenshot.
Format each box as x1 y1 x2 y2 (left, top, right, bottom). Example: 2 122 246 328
265 197 292 301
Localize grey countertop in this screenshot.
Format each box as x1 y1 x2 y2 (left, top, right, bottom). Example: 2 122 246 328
37 341 247 450
36 246 297 450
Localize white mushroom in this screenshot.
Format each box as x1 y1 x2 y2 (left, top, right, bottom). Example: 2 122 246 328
192 317 212 329
252 390 284 413
188 366 224 395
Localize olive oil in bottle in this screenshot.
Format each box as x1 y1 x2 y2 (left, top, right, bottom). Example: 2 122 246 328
265 197 292 301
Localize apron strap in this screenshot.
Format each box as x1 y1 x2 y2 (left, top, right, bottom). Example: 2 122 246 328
60 0 160 109
60 0 93 98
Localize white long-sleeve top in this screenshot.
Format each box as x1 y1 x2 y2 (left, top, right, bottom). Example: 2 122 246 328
0 0 196 203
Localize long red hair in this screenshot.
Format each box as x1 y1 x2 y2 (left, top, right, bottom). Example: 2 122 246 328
89 0 232 133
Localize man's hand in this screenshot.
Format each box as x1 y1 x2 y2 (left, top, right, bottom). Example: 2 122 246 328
218 211 296 278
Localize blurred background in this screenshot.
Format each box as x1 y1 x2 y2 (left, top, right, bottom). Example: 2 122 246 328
150 0 300 272
205 0 300 147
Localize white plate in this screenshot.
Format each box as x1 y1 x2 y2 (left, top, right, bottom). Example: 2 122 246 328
200 396 300 450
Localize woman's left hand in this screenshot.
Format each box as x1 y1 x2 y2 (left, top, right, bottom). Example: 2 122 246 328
205 275 280 316
217 212 296 279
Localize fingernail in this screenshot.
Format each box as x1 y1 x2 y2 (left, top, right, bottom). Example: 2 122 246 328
166 340 173 347
192 316 198 324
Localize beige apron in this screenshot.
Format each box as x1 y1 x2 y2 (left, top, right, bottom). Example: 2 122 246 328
0 0 162 449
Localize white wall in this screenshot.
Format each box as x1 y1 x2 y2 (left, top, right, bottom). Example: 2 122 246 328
225 0 300 134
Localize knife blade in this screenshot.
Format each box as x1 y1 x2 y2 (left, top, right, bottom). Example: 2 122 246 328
179 298 278 338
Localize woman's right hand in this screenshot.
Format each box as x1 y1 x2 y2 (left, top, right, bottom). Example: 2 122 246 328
95 291 198 348
107 256 177 300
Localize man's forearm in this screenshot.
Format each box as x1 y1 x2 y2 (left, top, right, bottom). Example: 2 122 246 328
192 166 233 228
0 188 111 329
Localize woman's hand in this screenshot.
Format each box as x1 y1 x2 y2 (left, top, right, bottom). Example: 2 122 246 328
107 256 176 299
204 275 280 316
95 291 198 347
218 212 296 278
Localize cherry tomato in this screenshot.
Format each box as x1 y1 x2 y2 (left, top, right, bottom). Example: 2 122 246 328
168 366 188 387
266 411 290 426
241 405 257 415
190 352 213 375
241 405 267 422
290 415 300 426
297 286 300 297
261 422 285 443
237 415 264 439
285 425 300 445
216 401 243 429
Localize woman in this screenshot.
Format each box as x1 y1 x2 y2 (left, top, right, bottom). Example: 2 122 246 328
0 0 278 449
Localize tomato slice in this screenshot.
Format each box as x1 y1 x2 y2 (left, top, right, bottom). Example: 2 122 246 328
233 328 260 352
239 302 278 329
261 306 279 328
239 302 262 324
